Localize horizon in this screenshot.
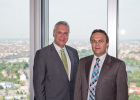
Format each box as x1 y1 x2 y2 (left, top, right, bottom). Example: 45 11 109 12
0 38 140 42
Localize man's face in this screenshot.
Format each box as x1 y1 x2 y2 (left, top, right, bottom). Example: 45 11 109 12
53 24 69 48
91 32 109 57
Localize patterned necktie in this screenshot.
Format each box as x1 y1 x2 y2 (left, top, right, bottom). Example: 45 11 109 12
61 48 69 76
89 58 100 100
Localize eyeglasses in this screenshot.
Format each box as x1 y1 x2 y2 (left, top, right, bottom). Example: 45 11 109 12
90 40 105 44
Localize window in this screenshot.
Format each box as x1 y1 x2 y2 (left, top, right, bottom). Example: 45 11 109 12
49 0 107 58
36 0 140 99
0 0 30 99
118 0 140 99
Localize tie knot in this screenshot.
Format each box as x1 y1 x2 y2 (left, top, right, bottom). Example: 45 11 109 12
61 48 64 52
96 58 100 62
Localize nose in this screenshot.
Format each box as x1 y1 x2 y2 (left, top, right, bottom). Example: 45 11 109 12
60 33 65 37
95 42 99 45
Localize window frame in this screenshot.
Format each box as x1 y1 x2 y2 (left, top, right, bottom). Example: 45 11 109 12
41 0 118 57
30 0 42 100
30 0 118 99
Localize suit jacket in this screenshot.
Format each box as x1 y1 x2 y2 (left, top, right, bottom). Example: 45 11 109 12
74 54 128 100
33 43 79 100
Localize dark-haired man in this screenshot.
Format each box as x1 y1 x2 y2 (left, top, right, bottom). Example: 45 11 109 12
74 29 128 100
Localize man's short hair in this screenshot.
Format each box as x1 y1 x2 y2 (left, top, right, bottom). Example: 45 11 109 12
90 29 109 43
54 21 70 33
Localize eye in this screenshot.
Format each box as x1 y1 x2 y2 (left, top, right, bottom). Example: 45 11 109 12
57 32 61 34
64 32 68 34
91 40 97 44
99 40 104 43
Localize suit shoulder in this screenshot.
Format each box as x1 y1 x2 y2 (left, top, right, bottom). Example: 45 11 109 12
35 44 51 54
65 45 77 52
80 55 93 62
109 55 125 64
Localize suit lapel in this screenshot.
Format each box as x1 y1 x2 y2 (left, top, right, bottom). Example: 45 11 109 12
50 43 62 64
97 54 112 87
50 44 69 80
66 46 74 81
85 55 94 84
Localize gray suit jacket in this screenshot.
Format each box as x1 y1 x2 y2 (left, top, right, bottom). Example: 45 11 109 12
74 54 128 100
33 43 79 100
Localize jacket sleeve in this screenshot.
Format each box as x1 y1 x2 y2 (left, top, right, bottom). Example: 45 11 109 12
116 61 128 100
33 50 46 100
74 60 82 100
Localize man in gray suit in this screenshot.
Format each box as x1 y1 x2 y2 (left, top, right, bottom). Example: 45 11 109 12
33 21 79 100
74 29 128 100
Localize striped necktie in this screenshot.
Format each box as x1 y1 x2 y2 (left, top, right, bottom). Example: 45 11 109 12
61 48 69 76
89 58 100 100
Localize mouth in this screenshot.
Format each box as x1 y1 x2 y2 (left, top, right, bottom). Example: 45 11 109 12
59 38 65 42
95 47 100 49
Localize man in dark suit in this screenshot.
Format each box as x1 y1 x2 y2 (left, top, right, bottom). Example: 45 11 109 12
33 21 79 100
74 29 128 100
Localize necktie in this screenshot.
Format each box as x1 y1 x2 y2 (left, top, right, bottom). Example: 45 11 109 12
61 48 69 76
89 58 100 100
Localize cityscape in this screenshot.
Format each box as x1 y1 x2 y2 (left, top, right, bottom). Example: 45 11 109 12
0 39 30 100
0 39 140 100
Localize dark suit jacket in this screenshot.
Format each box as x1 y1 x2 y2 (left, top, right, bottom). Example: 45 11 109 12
74 54 128 100
33 43 79 100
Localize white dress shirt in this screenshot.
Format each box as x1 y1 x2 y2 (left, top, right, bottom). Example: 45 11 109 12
53 42 71 80
87 53 107 100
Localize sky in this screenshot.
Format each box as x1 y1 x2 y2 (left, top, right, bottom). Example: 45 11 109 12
0 0 29 39
0 0 140 41
49 0 107 41
119 0 140 40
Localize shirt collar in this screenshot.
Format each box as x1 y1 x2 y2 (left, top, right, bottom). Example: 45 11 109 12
53 42 66 52
94 53 107 62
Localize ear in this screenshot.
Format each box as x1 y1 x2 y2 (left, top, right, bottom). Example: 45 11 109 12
107 42 109 48
53 31 55 37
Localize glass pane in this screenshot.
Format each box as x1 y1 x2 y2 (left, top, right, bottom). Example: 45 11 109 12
118 0 140 99
49 0 107 58
0 0 30 99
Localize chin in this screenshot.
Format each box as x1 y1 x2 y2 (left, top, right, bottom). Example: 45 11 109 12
60 44 65 47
